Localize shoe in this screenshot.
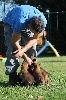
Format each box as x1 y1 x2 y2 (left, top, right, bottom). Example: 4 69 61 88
7 72 18 86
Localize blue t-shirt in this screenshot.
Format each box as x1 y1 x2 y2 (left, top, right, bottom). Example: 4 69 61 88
4 5 47 34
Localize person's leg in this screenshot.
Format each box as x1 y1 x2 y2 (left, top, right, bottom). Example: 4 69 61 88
4 23 20 86
21 29 37 58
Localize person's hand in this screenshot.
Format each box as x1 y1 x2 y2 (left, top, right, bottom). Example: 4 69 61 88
23 53 33 65
26 57 33 65
13 49 24 58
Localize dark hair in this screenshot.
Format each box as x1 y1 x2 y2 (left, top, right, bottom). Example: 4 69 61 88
28 16 44 33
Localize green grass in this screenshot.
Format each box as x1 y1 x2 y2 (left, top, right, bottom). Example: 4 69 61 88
0 56 66 100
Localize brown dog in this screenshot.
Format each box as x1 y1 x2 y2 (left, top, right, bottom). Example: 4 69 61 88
19 61 35 86
18 56 50 86
32 62 45 85
30 56 50 85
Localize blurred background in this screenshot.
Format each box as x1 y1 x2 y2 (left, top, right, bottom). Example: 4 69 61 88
0 0 66 56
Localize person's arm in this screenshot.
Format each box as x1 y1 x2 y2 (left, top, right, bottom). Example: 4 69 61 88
12 32 21 50
11 32 32 65
14 33 39 58
13 38 37 58
13 32 43 58
23 53 32 65
21 32 44 52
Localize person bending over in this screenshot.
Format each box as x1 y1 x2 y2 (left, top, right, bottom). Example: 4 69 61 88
3 5 47 86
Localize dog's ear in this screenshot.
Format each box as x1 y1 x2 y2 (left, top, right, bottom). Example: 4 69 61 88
33 58 36 62
31 56 36 62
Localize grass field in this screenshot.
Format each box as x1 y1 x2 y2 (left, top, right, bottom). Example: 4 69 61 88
0 56 66 100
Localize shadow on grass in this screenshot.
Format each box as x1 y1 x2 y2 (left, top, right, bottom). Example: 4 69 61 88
0 81 48 87
41 61 66 62
0 81 8 87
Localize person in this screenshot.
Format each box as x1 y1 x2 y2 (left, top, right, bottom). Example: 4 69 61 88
3 5 47 86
